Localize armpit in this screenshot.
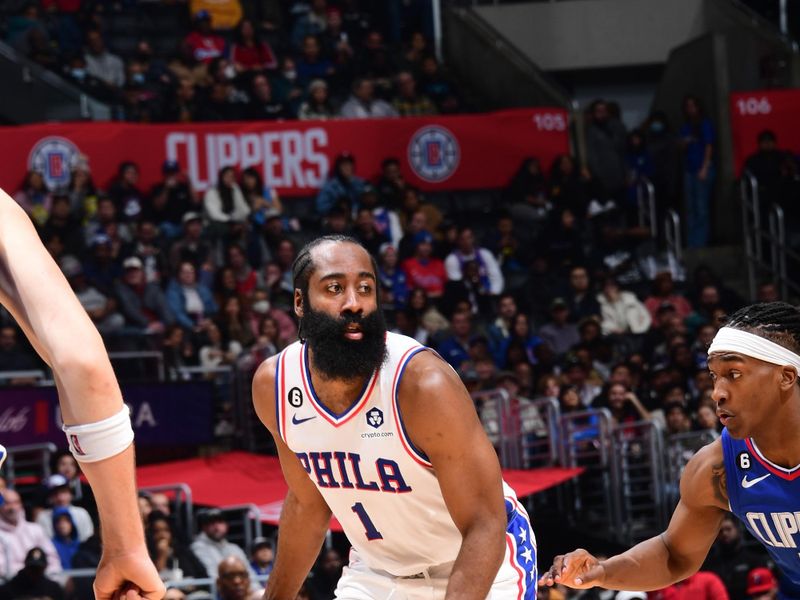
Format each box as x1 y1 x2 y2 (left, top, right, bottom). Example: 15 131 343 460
710 460 729 506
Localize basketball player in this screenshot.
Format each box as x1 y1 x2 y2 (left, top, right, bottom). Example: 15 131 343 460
0 189 163 600
540 302 800 598
252 235 536 599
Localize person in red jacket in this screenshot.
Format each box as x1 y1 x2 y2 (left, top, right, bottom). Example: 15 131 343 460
648 571 729 600
401 231 446 299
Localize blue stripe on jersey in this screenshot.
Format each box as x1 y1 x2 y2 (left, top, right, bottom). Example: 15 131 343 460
393 346 431 464
505 498 537 599
274 351 283 443
721 429 800 589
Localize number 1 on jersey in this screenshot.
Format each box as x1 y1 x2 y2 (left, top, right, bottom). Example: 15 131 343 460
351 502 383 540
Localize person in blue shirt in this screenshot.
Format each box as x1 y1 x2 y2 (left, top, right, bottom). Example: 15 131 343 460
541 302 800 599
679 95 715 247
316 153 367 216
52 508 80 569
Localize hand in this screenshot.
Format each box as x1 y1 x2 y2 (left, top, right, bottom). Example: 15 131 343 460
93 546 165 600
538 548 606 589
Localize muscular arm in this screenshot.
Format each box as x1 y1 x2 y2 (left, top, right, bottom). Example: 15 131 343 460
399 351 507 600
252 358 332 599
0 189 161 598
545 439 728 591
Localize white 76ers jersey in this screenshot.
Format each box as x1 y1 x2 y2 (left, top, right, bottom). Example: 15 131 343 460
274 332 519 577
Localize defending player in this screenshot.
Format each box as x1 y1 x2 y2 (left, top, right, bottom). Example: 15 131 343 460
540 302 800 598
252 235 536 599
0 189 164 600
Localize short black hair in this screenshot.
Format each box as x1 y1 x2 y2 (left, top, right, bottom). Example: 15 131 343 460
291 235 379 301
725 302 800 354
757 129 777 144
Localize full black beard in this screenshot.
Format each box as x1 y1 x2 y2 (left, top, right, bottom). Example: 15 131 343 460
301 301 388 380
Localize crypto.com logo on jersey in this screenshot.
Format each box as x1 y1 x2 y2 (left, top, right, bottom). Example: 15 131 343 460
164 128 331 193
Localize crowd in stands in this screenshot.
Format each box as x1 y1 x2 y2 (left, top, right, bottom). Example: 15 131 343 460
2 0 461 122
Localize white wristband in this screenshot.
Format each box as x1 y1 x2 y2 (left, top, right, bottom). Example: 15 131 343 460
63 405 135 463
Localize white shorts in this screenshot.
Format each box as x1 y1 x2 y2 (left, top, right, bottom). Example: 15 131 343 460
333 498 537 600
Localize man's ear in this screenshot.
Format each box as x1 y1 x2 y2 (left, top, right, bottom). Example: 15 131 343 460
779 365 798 392
294 289 304 319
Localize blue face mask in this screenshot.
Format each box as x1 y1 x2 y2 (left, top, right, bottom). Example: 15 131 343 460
650 121 665 134
131 72 146 85
71 68 86 81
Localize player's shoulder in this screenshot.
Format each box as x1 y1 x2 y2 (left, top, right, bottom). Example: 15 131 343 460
252 352 283 432
680 437 728 511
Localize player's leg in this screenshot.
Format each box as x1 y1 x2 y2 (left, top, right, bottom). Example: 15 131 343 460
488 498 537 599
333 550 397 600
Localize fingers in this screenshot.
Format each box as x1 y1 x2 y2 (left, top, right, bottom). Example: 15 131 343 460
537 554 566 587
574 563 605 587
538 549 599 589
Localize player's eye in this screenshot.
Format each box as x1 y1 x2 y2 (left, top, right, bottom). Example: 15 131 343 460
327 283 342 293
729 371 741 380
358 283 372 293
708 371 717 382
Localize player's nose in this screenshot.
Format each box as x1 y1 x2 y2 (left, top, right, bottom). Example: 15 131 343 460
341 286 363 314
711 381 727 405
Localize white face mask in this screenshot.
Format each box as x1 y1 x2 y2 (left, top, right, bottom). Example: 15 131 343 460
224 64 237 80
283 70 297 81
252 300 270 314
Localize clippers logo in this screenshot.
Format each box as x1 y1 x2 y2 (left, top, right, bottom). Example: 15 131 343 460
407 126 460 183
28 137 82 190
70 434 86 456
366 408 384 429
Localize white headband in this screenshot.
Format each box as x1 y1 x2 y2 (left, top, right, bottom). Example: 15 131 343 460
708 327 800 373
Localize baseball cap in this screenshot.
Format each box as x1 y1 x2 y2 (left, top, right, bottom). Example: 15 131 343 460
182 211 202 224
252 536 274 551
46 473 69 490
550 297 568 310
60 255 83 278
162 159 180 174
123 256 143 270
412 230 433 248
24 547 48 569
198 508 225 525
194 9 211 21
747 567 776 595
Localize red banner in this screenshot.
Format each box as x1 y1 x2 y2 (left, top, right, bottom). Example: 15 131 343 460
730 89 800 176
0 109 569 197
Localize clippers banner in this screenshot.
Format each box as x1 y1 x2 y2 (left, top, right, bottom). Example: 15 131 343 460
0 108 570 196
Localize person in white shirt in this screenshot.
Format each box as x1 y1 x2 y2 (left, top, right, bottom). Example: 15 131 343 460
35 475 94 542
339 78 398 119
444 226 504 295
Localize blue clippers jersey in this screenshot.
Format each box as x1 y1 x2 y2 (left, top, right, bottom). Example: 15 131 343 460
721 429 800 596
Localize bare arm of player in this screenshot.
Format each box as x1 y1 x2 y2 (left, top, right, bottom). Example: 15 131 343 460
540 439 728 591
0 189 164 600
399 351 508 600
252 357 333 600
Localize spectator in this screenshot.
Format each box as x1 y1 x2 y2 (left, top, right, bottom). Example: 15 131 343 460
592 382 650 427
307 548 344 600
190 0 243 30
564 358 602 407
218 296 255 348
241 167 282 226
664 400 692 435
0 489 61 581
745 567 777 600
644 271 693 321
162 325 198 378
401 231 447 299
61 255 126 336
565 266 600 322
398 187 443 243
623 129 653 223
226 244 258 296
444 226 504 295
358 185 402 248
353 207 388 256
190 510 258 590
407 287 449 336
744 130 794 208
230 18 277 73
145 160 196 239
649 571 729 600
549 154 593 221
538 297 580 358
270 56 305 109
35 474 94 542
297 79 336 120
67 158 98 219
392 70 436 116
0 547 63 600
339 78 398 119
249 536 274 577
585 99 627 202
51 508 80 569
400 31 430 72
418 55 460 113
41 194 85 257
598 277 652 335
377 243 408 314
248 73 289 120
296 35 334 88
168 77 201 122
204 167 251 237
315 153 366 215
114 256 174 334
291 0 328 50
505 157 547 206
376 157 407 209
197 80 240 121
435 310 474 370
0 325 39 372
13 170 52 226
50 451 90 505
679 95 715 247
184 10 227 64
487 293 518 352
146 511 207 583
356 30 396 91
84 29 125 89
108 161 145 223
704 514 769 600
495 312 542 368
166 261 219 331
169 212 215 275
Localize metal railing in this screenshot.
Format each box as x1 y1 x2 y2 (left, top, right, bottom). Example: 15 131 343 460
108 351 166 381
637 177 657 239
664 209 683 264
214 503 264 554
61 570 270 597
139 483 195 539
2 442 58 484
0 370 48 385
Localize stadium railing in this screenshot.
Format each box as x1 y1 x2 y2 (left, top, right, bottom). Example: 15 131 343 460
139 483 195 539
